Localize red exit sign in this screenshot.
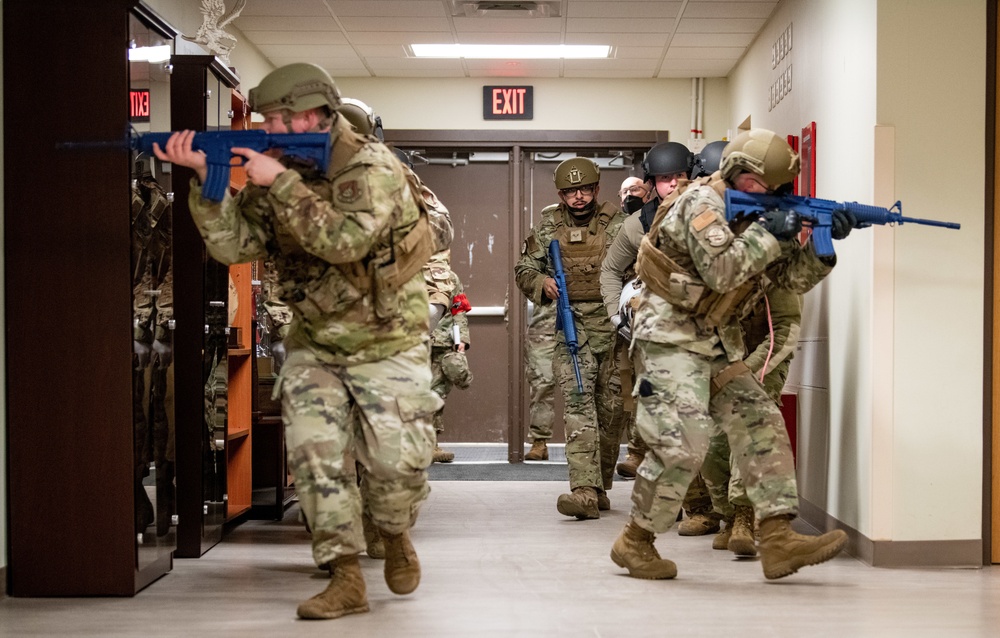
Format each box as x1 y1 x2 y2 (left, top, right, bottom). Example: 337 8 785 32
483 85 533 120
130 89 150 122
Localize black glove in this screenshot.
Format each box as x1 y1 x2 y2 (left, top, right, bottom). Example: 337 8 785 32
757 210 802 240
830 209 858 240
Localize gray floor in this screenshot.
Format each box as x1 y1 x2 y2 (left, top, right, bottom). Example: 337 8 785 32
4 480 1000 637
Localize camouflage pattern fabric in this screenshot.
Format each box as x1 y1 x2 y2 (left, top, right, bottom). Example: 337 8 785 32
429 270 471 434
626 181 830 532
424 251 458 311
515 202 628 492
525 303 556 442
187 117 436 568
701 286 802 517
629 340 798 531
188 118 430 367
261 259 292 341
280 343 441 565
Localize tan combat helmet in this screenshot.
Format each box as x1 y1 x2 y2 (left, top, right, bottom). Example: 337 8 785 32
248 62 342 114
553 157 600 190
339 97 383 140
719 129 800 190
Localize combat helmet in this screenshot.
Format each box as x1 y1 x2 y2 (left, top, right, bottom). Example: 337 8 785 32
641 142 694 180
554 157 600 190
690 140 728 178
339 97 384 140
248 62 342 114
720 129 799 190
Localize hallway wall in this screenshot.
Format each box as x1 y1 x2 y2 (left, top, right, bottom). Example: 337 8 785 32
728 0 986 547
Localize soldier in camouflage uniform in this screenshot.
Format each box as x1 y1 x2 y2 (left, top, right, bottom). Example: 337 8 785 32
524 302 556 460
701 285 802 557
514 157 628 519
600 144 720 536
154 63 441 621
427 261 473 462
609 129 850 581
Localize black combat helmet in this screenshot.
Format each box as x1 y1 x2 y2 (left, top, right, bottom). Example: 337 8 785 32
691 140 728 178
641 142 694 181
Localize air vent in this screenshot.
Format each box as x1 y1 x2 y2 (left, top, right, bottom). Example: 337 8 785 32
452 1 561 18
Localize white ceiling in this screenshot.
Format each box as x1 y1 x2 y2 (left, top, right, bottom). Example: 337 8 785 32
232 0 779 79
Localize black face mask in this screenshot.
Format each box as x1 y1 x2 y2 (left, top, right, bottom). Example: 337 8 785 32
622 195 644 214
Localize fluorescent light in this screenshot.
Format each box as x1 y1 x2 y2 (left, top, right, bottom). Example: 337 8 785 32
411 44 610 59
128 45 171 63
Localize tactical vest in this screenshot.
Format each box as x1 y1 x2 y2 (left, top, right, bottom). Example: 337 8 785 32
320 118 434 298
553 201 617 302
634 175 765 330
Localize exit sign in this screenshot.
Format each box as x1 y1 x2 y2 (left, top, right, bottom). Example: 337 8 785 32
483 85 533 120
130 89 150 122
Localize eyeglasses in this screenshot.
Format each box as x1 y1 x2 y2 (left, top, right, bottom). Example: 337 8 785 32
559 184 596 197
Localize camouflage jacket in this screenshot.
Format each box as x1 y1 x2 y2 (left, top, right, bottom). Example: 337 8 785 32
514 202 626 354
187 120 429 365
631 182 831 361
430 270 471 350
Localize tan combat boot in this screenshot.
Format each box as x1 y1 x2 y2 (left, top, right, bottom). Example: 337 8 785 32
610 520 678 579
382 529 421 595
728 505 757 557
712 515 734 550
615 451 643 478
678 512 722 536
432 447 455 463
362 511 385 559
297 555 369 620
597 490 611 511
556 486 600 520
758 515 848 579
525 440 548 461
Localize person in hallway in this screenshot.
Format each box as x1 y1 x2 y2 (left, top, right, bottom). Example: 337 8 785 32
609 129 850 581
515 157 627 519
600 142 693 480
153 62 441 620
701 285 803 558
427 267 473 462
524 301 557 460
600 143 719 535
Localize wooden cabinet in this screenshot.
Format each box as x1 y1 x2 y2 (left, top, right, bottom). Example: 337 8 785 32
4 0 178 595
226 262 254 521
170 54 240 557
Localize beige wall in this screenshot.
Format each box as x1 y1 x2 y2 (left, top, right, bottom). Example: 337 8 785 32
1 0 7 575
335 77 729 142
729 0 986 542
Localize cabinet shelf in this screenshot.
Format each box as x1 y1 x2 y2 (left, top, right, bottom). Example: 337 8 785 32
227 428 250 442
228 348 251 357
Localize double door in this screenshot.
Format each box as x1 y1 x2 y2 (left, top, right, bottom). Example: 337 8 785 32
389 132 660 459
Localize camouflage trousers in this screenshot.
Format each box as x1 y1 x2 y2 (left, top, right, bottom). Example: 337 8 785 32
554 331 627 492
278 342 442 567
628 340 798 533
525 311 557 442
700 361 791 519
429 345 453 435
617 336 713 516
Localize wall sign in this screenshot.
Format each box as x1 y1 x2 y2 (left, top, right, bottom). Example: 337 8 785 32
130 89 150 122
483 85 533 120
